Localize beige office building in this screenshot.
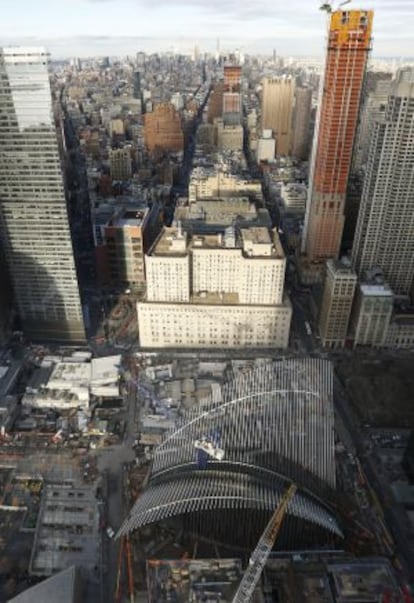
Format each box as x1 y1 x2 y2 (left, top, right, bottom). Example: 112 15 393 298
138 225 292 348
261 76 295 156
319 259 357 347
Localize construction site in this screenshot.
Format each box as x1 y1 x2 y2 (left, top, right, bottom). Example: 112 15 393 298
0 456 103 601
110 355 410 602
0 348 412 602
334 351 414 428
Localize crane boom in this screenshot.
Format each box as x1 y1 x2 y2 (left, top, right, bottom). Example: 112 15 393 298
231 483 297 603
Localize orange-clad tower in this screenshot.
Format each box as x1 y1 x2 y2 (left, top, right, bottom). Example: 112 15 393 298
223 65 242 119
302 9 373 267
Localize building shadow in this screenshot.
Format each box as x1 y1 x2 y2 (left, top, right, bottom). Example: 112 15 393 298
4 250 85 344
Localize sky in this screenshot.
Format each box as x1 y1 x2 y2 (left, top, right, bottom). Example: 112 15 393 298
1 0 413 58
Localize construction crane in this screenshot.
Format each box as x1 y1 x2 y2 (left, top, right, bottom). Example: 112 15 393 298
320 0 351 13
231 483 297 603
115 535 135 603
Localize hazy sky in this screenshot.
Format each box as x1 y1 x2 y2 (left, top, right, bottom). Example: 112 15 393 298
1 0 413 58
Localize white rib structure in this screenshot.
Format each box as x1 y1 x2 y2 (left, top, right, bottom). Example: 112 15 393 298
119 358 342 542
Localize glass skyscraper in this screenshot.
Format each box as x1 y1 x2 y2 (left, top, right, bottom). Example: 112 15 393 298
0 47 85 341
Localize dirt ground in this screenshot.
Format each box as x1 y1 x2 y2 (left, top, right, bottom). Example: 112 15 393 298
334 352 414 428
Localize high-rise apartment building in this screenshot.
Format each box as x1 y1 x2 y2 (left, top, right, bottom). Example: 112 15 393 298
318 259 357 347
291 86 312 160
302 10 373 266
0 47 85 342
351 68 414 296
261 76 295 156
352 77 392 171
223 65 242 124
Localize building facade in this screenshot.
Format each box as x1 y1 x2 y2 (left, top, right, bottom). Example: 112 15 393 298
207 82 224 124
215 119 244 151
110 148 132 181
318 259 357 347
351 282 393 348
351 68 414 296
257 130 276 163
261 76 295 156
144 103 184 154
291 86 312 160
104 204 161 291
302 10 373 266
385 313 414 349
138 225 292 348
352 77 392 171
0 47 85 342
137 302 291 348
223 65 242 125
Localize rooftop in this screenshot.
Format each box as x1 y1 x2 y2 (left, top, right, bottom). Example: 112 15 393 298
112 206 148 228
360 283 393 297
191 291 239 304
150 226 284 258
241 226 271 245
30 484 100 577
150 226 187 256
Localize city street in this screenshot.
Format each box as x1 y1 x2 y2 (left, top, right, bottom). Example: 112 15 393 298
96 376 139 602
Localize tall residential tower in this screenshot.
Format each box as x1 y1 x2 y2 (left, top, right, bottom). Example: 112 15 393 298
302 10 373 275
351 68 414 296
0 47 85 341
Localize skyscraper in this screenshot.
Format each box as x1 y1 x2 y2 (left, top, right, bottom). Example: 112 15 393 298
222 64 242 125
291 86 312 160
0 47 85 342
318 259 357 348
351 68 414 296
352 75 392 172
302 10 373 269
261 76 295 156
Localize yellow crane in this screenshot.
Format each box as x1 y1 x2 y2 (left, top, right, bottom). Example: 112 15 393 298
232 483 297 603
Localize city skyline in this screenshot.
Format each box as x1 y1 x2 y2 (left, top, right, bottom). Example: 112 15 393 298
1 0 414 58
